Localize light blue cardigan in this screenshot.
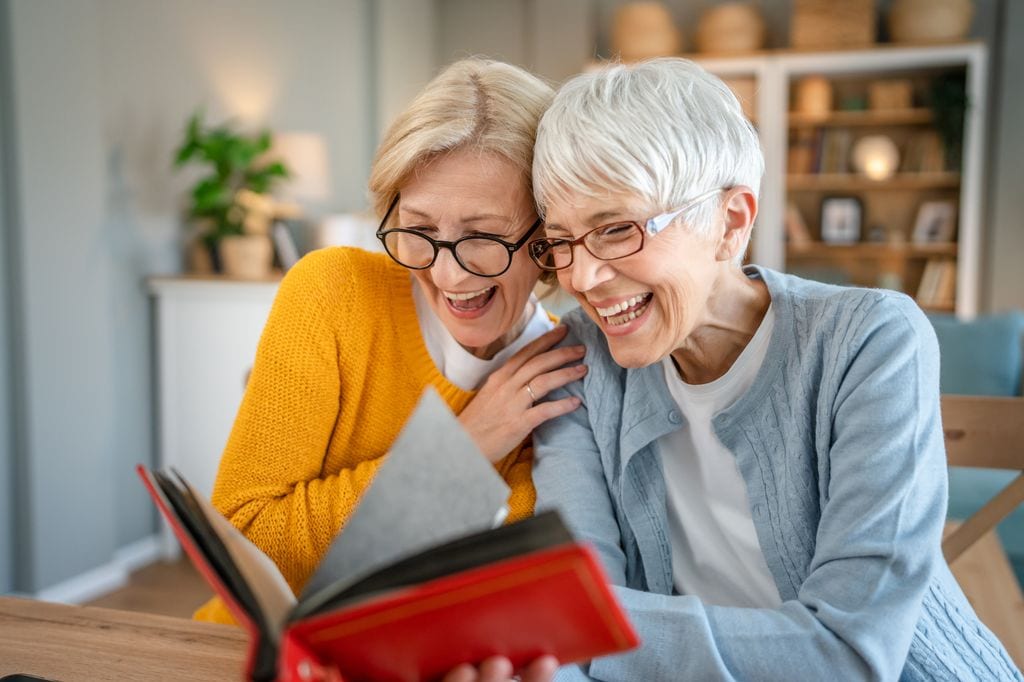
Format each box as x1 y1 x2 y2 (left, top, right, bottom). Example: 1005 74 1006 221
533 267 1020 681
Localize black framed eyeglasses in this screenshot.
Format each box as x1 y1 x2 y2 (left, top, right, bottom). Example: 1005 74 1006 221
527 188 724 271
376 194 542 277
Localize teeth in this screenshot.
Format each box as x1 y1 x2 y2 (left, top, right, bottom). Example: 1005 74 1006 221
445 287 495 301
597 294 652 327
594 294 649 317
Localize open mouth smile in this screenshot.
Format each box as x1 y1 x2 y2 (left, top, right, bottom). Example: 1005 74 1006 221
593 293 653 326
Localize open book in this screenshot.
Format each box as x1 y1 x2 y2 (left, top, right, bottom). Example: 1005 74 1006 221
138 389 638 682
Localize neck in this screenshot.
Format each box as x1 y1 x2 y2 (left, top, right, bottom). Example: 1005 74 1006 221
465 297 535 360
670 266 770 384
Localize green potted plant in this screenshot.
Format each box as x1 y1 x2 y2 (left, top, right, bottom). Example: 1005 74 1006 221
173 111 290 277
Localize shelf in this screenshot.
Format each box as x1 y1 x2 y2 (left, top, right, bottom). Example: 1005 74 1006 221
787 242 958 259
788 108 934 127
919 301 956 313
787 172 960 191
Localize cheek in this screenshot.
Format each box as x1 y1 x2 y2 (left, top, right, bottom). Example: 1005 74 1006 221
497 260 540 303
557 270 577 295
655 270 701 340
411 270 436 295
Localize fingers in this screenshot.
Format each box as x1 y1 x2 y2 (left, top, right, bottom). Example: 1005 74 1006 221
477 656 514 681
517 343 586 381
525 395 582 430
519 655 560 682
500 325 570 375
527 364 588 401
441 663 476 682
440 656 558 682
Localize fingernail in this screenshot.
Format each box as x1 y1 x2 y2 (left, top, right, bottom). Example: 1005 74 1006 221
576 364 588 373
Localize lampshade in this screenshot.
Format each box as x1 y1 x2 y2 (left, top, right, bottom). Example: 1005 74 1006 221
852 135 900 181
270 132 330 202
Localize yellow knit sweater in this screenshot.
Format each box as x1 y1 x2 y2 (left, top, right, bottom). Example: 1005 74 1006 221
194 247 537 624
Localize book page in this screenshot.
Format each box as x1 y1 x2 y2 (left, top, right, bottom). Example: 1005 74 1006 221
184 479 297 635
299 387 510 605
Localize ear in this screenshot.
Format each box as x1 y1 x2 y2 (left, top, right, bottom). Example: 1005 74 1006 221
715 186 758 262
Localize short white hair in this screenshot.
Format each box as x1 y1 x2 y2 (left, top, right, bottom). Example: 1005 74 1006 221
533 58 764 243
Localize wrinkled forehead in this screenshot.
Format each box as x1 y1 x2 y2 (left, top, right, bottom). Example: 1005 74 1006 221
541 186 655 234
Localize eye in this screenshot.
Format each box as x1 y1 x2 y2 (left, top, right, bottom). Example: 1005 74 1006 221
403 225 436 235
597 223 635 238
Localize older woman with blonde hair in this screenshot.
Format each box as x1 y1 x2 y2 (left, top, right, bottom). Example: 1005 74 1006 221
529 58 1020 681
194 58 579 682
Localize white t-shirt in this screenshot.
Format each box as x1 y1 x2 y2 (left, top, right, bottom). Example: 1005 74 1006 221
412 278 555 391
657 304 782 608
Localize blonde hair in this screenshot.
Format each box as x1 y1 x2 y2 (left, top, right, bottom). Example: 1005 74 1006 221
368 58 554 220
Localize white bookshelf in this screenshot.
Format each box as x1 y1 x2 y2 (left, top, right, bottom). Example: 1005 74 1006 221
695 43 987 318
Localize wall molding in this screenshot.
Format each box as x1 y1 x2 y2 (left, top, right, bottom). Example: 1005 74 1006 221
32 535 162 604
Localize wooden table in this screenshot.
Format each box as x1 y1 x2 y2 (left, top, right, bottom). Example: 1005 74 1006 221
0 596 248 681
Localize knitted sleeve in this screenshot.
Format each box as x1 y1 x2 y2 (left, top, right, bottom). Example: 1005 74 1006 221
496 443 537 523
209 250 381 595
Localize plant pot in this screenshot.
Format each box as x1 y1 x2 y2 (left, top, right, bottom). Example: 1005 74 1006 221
219 235 274 280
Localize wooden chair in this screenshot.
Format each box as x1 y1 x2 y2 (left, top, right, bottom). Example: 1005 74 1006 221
940 394 1024 667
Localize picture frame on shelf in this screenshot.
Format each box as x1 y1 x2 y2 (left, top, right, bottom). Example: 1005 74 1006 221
820 196 862 244
912 200 957 243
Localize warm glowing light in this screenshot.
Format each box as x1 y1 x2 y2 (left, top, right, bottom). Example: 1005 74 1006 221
852 135 900 181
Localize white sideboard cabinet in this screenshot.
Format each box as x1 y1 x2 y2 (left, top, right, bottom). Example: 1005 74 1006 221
148 276 279 553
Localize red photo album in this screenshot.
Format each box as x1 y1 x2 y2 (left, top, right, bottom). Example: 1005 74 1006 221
137 389 638 681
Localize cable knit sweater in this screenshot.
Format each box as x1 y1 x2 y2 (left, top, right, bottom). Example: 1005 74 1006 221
194 247 536 625
533 266 1021 681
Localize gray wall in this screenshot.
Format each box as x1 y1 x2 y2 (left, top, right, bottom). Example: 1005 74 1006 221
0 0 13 593
987 0 1024 312
2 0 375 593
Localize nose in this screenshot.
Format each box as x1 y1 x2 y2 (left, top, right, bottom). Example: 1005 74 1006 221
567 245 615 295
429 246 472 288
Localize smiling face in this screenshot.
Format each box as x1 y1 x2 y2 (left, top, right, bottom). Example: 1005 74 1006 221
396 150 542 359
543 190 727 369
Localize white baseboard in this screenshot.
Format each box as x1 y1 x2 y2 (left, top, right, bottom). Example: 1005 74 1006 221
33 534 163 605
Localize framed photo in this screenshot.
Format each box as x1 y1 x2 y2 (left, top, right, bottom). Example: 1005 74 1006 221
820 197 862 244
912 201 957 243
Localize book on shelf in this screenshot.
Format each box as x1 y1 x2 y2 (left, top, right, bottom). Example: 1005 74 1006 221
818 129 853 174
902 131 946 174
785 202 812 248
138 388 638 682
916 258 956 309
787 128 818 175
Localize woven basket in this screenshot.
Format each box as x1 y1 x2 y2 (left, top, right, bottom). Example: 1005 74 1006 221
790 0 876 49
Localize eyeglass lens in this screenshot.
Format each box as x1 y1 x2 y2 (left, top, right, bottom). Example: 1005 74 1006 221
382 231 512 276
531 222 644 270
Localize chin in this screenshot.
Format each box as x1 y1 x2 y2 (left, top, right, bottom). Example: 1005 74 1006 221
606 340 661 369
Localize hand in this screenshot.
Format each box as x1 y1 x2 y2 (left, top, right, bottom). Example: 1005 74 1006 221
442 655 559 682
459 325 586 463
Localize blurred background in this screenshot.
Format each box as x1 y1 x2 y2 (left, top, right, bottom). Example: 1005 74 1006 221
0 0 1021 629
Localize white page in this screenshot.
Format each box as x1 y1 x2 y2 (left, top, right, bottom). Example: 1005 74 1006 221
300 387 511 601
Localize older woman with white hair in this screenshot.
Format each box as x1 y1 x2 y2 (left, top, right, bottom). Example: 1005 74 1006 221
528 58 1020 681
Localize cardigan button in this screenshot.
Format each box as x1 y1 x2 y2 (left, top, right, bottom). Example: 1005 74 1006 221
668 409 682 424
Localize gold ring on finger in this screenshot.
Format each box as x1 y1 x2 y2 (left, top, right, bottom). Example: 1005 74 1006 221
525 382 538 403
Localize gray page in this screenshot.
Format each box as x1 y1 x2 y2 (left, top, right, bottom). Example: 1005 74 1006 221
300 387 511 599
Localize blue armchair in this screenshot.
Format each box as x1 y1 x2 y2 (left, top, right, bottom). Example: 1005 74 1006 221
928 311 1024 585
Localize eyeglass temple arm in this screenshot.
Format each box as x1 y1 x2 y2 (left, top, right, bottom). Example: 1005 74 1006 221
644 188 724 236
